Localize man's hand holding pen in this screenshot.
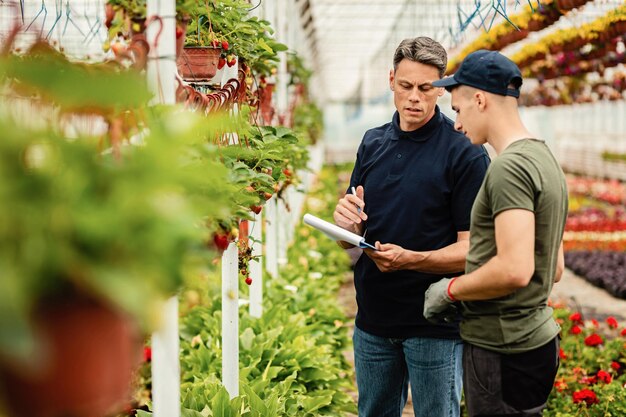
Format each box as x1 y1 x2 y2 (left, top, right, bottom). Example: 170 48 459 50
333 185 367 236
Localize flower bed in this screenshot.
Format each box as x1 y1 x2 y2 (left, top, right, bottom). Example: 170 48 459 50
564 176 626 299
544 307 626 416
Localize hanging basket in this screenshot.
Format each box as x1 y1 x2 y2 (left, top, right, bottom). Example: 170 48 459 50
176 47 221 81
0 295 142 417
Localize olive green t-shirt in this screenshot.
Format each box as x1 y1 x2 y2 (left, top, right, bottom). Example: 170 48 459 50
461 139 568 353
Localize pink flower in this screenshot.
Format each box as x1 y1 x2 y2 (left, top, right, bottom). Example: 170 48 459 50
584 333 603 347
597 370 612 383
571 325 582 335
611 361 621 370
606 317 619 329
569 312 582 322
580 375 597 385
572 389 599 405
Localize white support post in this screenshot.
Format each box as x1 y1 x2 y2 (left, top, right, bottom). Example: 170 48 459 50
249 211 263 318
277 197 288 265
146 0 179 416
275 0 288 117
151 297 180 417
265 196 279 277
221 242 239 398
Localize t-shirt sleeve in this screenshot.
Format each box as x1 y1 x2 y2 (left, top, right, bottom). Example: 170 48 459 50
451 152 490 231
485 155 539 216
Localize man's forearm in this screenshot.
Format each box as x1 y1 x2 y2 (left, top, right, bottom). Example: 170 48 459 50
450 255 532 301
406 240 469 274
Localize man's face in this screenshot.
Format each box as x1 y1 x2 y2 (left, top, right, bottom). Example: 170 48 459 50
389 59 444 131
450 86 486 145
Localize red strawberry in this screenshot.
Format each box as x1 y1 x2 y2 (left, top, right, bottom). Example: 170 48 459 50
143 346 152 362
250 205 262 214
176 26 184 38
227 56 237 67
221 40 229 50
218 57 226 70
245 277 253 285
282 168 292 177
213 233 229 251
211 39 220 48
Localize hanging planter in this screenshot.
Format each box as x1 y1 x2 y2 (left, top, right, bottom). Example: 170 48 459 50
177 46 221 80
0 295 142 417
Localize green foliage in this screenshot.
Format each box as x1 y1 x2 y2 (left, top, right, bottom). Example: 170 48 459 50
293 101 324 145
135 165 356 417
0 44 152 113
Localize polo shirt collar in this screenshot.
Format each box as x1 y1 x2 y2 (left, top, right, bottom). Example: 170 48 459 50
390 105 442 142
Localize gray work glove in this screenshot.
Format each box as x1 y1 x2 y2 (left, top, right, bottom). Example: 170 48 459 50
423 278 459 323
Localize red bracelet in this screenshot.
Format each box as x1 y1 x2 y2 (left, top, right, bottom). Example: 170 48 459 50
447 277 458 302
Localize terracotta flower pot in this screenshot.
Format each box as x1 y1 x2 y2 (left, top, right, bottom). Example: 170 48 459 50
176 47 221 81
0 296 142 417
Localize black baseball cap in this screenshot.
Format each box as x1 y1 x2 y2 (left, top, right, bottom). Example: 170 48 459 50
432 50 523 98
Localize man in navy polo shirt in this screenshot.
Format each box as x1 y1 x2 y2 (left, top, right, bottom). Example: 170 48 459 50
333 37 489 417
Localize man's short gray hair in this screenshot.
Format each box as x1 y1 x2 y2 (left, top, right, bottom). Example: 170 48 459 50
393 37 447 78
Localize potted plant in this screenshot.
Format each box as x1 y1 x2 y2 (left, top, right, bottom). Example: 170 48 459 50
0 48 237 417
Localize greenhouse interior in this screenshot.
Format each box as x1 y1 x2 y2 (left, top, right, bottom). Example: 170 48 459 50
0 0 626 416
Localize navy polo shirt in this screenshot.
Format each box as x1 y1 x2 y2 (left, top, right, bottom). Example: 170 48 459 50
349 106 489 339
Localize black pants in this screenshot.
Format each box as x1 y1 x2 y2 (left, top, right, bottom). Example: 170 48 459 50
463 337 560 417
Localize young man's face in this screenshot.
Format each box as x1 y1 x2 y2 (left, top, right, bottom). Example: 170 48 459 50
450 86 486 145
389 59 444 131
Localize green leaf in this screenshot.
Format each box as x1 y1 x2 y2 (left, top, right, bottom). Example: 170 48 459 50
257 38 274 54
240 327 255 351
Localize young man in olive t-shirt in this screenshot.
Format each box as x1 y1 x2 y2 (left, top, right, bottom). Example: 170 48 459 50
424 50 568 417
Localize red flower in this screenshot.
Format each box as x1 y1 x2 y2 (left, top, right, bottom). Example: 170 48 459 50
554 379 568 392
596 370 612 383
606 316 619 329
569 312 582 322
143 346 152 362
572 389 599 405
559 348 567 360
611 361 621 370
584 333 604 347
571 325 582 335
591 319 599 328
621 328 626 336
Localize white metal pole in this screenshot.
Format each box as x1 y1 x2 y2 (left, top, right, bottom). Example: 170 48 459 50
221 242 239 398
151 297 180 417
275 0 288 117
265 196 278 277
147 0 179 415
249 211 263 318
277 197 288 265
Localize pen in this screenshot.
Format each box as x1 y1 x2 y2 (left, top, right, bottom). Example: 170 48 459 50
351 186 362 214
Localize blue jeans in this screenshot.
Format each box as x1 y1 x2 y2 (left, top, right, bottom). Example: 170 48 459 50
353 326 463 417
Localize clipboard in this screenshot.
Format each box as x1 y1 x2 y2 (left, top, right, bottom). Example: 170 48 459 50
303 213 377 250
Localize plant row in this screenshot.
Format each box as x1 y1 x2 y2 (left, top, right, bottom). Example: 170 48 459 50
124 165 358 417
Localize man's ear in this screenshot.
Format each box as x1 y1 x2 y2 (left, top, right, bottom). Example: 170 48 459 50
438 87 445 97
474 91 487 111
389 69 395 91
